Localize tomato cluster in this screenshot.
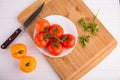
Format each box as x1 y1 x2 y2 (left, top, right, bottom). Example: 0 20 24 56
34 19 75 56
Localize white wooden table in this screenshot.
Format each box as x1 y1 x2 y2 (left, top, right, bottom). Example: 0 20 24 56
0 0 120 80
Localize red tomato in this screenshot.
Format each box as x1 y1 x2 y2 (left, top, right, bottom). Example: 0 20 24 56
47 42 63 56
49 24 64 37
60 34 75 49
36 19 50 33
34 33 49 48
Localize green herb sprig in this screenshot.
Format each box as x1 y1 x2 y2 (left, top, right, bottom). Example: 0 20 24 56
78 10 99 47
79 36 90 48
79 10 100 36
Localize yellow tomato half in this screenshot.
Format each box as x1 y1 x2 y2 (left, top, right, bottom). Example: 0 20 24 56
20 56 37 73
10 44 27 59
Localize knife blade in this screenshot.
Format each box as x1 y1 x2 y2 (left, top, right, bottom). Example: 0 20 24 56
1 2 45 49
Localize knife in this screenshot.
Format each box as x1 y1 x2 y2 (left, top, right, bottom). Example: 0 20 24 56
1 2 45 49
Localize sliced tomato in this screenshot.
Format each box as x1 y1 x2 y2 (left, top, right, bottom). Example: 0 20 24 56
49 24 64 37
47 42 63 56
34 32 49 48
60 34 75 49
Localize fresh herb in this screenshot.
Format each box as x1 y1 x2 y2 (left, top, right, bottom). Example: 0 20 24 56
78 10 100 47
79 18 91 31
79 10 100 36
79 36 90 48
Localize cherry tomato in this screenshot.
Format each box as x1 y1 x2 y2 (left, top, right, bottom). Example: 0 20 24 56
36 19 50 33
60 34 75 49
47 42 63 56
34 32 49 48
49 24 64 37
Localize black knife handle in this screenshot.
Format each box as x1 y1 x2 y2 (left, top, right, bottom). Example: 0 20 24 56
1 28 22 49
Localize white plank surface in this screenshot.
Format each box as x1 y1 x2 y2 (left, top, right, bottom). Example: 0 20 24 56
0 0 120 80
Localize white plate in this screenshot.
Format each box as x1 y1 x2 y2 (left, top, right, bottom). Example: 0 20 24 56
34 15 78 58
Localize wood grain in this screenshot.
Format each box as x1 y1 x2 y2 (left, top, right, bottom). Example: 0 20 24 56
17 0 117 80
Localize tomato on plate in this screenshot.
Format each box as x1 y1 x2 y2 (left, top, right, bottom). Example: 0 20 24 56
47 42 63 56
20 56 36 73
10 44 27 59
34 32 49 48
36 19 50 33
49 24 64 37
60 34 75 49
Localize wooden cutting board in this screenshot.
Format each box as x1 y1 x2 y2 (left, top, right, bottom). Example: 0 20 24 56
18 0 117 80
